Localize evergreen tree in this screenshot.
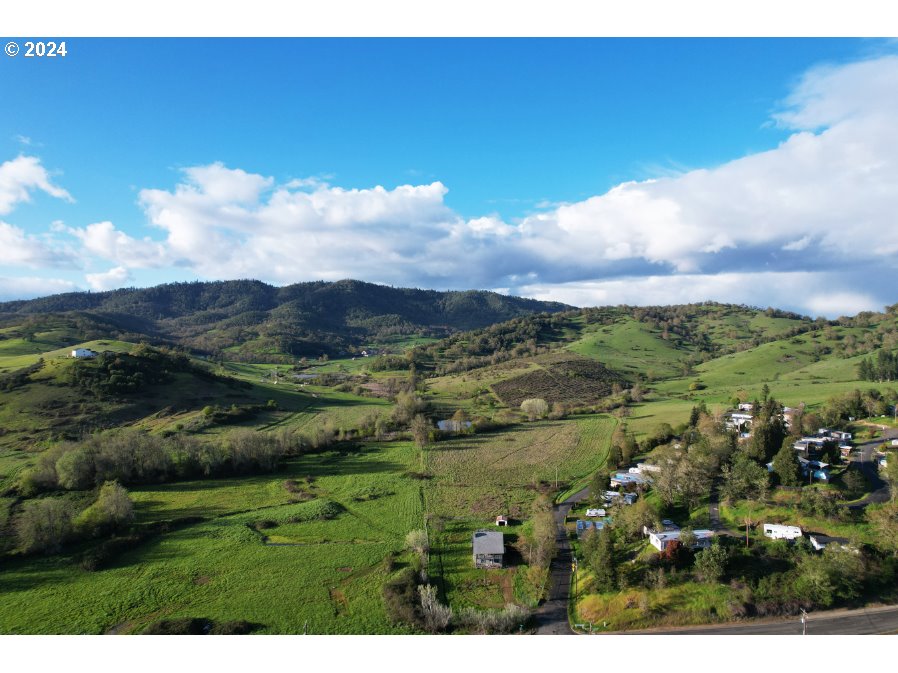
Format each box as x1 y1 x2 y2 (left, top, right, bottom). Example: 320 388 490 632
584 528 617 592
772 437 801 486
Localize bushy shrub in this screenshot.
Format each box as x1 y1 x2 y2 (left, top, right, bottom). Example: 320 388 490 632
74 481 135 538
454 604 530 634
383 568 424 628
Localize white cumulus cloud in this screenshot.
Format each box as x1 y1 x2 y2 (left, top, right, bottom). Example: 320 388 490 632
85 266 133 291
0 221 75 268
0 155 73 215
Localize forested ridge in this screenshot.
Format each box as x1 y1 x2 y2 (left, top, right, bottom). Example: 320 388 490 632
0 279 570 362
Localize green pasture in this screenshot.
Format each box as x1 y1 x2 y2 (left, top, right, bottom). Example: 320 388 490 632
568 319 689 380
0 441 424 634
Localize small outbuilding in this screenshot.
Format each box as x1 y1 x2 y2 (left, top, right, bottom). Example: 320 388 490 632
71 348 97 359
472 530 504 569
495 515 509 526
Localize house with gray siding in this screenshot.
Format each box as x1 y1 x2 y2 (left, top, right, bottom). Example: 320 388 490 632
472 530 504 569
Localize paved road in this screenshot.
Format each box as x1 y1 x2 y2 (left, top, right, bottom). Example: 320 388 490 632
533 486 590 634
608 603 898 635
848 427 894 509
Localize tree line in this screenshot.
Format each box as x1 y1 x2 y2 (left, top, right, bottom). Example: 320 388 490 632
18 428 299 496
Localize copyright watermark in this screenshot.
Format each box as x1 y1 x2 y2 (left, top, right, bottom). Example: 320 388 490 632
5 41 19 57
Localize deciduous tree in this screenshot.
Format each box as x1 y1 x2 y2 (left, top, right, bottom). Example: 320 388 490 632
520 398 548 421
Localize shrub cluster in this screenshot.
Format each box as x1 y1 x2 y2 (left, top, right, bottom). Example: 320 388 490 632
15 481 136 556
0 359 45 392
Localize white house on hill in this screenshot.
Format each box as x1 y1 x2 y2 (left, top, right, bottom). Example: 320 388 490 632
71 348 97 359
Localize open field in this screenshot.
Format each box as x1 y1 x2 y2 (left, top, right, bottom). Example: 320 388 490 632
424 415 615 609
425 416 615 518
0 441 423 634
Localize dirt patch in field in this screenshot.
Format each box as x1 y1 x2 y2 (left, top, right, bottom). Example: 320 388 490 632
329 588 350 616
499 572 516 604
194 575 211 585
360 382 392 398
471 495 504 516
337 566 353 572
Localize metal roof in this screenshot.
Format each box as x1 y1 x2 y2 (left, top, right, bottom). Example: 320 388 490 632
472 530 504 555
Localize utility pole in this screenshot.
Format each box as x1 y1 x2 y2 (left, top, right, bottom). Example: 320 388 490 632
800 608 808 635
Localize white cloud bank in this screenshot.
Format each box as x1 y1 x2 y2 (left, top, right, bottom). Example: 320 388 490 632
7 54 898 318
0 276 77 302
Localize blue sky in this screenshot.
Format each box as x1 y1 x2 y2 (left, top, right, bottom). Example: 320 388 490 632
2 38 898 316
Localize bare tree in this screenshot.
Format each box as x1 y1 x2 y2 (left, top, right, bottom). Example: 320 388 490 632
410 414 432 448
520 398 548 421
418 584 452 633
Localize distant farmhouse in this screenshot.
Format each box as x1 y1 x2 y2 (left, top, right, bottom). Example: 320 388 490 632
472 530 504 569
71 348 98 359
610 471 649 488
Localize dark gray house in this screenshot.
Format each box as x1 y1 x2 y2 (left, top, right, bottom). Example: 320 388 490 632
472 530 504 569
